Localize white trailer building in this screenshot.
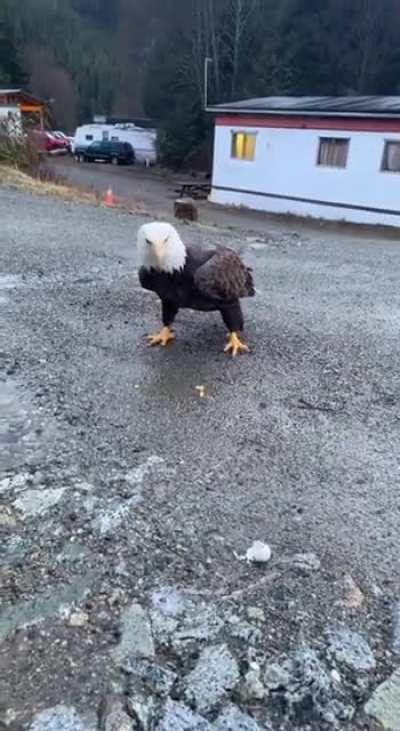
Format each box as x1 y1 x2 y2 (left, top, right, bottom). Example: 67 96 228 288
209 96 400 228
72 122 157 165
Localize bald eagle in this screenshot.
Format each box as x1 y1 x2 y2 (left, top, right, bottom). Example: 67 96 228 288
137 222 255 356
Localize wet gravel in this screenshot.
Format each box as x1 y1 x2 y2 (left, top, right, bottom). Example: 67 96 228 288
1 188 400 729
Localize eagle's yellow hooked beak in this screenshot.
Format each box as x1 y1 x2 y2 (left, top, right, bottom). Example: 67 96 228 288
152 236 169 267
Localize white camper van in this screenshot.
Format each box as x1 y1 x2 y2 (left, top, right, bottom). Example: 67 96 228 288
72 123 157 165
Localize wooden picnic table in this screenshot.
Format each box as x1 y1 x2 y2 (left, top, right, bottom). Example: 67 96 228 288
175 181 211 200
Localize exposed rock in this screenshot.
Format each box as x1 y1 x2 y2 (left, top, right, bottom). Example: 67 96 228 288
99 697 135 731
0 473 29 494
342 575 364 609
264 662 291 691
150 586 187 644
393 602 400 654
1 707 18 725
91 495 142 535
264 647 354 726
29 705 90 731
225 615 261 645
112 602 155 665
74 480 95 492
328 628 376 672
245 541 271 563
173 604 224 646
151 610 178 646
183 644 240 714
0 476 12 494
292 553 321 573
0 579 91 644
156 699 212 731
127 692 158 731
0 505 18 526
246 607 266 624
241 666 265 701
213 705 263 731
124 658 177 697
125 456 165 486
151 586 187 617
69 610 89 627
13 487 66 518
365 669 400 730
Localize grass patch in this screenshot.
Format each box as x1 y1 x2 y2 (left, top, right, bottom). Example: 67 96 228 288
0 164 97 203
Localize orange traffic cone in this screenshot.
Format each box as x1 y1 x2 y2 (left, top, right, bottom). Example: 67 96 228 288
104 187 114 207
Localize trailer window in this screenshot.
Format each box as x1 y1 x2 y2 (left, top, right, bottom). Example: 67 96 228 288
317 138 349 168
111 136 119 141
231 132 256 161
382 141 400 172
85 134 93 141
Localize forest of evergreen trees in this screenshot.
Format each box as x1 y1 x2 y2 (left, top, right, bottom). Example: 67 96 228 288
2 0 400 166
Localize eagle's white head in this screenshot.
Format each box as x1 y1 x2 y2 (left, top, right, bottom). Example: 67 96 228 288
137 222 187 273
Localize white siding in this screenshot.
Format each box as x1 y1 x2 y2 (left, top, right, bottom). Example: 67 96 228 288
0 106 20 121
210 123 400 227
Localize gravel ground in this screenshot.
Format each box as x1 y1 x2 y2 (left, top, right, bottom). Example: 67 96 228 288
1 188 400 730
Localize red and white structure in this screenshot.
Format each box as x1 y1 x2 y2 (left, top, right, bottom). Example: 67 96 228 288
209 96 400 227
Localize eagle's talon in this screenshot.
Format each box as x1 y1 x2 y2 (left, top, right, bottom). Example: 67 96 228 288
224 332 249 357
147 327 175 347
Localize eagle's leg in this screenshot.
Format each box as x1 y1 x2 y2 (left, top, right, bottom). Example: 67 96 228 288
224 331 249 356
147 300 178 347
220 303 249 356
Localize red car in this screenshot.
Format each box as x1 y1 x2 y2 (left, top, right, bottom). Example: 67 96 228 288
31 130 69 154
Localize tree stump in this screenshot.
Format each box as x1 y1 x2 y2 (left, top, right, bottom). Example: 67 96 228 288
174 197 198 222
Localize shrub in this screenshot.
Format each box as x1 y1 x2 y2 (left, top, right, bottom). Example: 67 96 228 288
0 116 40 175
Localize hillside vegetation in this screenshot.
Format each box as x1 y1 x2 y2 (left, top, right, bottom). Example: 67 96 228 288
2 0 400 165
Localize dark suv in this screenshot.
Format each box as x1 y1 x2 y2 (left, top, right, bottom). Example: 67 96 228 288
75 140 135 166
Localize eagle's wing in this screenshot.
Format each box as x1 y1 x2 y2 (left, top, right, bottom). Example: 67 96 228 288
138 266 154 291
194 247 255 301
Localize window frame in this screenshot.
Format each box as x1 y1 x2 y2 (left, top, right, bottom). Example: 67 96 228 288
230 130 257 162
381 139 400 174
316 136 350 169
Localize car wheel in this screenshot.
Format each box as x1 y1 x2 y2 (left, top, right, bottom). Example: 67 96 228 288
111 156 119 166
79 154 85 163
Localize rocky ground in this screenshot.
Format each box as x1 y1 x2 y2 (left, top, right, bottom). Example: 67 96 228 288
1 188 400 730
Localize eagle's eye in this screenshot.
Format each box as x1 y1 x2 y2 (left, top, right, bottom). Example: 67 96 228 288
163 236 169 245
145 238 152 246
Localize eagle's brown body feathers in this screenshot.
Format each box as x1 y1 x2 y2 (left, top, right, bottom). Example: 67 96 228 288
193 246 255 302
137 222 255 354
139 245 254 331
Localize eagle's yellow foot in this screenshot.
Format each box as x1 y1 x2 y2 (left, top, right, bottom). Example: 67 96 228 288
224 331 249 357
147 326 175 347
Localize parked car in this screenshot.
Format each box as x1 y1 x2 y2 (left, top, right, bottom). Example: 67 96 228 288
52 131 73 152
72 123 157 164
74 140 135 165
31 130 69 154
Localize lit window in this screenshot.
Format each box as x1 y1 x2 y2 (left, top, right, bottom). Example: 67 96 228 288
382 141 400 172
317 138 349 168
231 132 256 161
